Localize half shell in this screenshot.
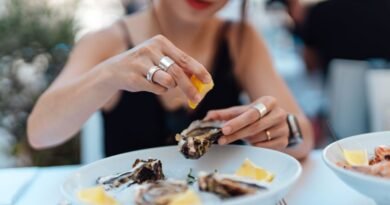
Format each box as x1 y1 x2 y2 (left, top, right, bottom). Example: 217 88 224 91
198 172 268 198
135 180 188 205
96 158 165 191
175 120 223 159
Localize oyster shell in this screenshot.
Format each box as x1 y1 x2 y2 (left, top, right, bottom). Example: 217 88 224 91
97 159 165 191
175 120 223 159
198 172 268 198
135 180 188 205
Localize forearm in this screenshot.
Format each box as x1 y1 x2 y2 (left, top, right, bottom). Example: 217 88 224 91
284 114 314 160
27 65 116 149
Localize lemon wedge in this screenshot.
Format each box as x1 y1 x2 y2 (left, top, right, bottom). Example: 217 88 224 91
168 189 202 205
77 186 119 205
235 158 275 182
343 149 369 166
188 75 214 109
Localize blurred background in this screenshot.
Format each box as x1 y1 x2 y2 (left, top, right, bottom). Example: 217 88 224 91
0 0 389 168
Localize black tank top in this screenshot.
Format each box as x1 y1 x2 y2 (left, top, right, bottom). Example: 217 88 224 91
102 21 242 157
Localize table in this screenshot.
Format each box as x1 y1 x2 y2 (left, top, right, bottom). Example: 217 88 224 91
7 150 376 205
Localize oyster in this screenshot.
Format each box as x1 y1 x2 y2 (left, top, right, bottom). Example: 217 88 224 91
198 172 268 198
175 120 223 159
97 159 165 191
135 180 189 205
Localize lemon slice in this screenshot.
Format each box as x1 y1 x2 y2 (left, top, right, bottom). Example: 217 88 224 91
235 158 275 182
77 186 119 205
188 75 214 109
168 189 202 205
343 149 369 166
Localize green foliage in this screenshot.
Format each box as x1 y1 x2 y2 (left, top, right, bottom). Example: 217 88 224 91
0 0 74 56
0 0 80 167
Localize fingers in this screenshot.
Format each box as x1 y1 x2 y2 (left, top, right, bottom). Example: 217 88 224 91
169 63 201 103
218 108 284 145
220 96 278 135
218 97 287 145
251 96 277 119
150 35 211 103
152 69 176 89
246 122 289 144
157 35 212 84
133 74 167 95
122 35 212 101
137 44 177 89
204 105 248 121
220 108 259 136
253 133 289 151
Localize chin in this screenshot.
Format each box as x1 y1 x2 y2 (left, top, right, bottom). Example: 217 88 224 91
162 0 228 24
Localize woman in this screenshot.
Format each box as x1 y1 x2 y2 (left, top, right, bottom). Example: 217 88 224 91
28 0 313 159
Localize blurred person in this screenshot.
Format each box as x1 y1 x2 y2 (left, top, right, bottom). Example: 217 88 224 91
266 0 307 37
301 0 390 76
28 0 313 159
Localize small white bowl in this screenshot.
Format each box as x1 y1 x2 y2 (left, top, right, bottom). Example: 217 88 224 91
323 131 390 205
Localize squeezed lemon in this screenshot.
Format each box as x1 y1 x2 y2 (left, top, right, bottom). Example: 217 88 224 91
343 149 369 166
77 186 119 205
235 158 275 182
188 75 214 109
168 189 202 205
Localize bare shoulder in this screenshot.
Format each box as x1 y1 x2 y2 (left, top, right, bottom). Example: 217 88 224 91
226 20 260 46
72 21 130 62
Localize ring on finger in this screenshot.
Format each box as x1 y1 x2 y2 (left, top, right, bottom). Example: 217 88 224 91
266 130 272 141
252 102 268 118
159 56 175 71
146 66 161 83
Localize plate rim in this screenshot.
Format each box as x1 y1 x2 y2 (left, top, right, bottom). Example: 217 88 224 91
61 145 302 204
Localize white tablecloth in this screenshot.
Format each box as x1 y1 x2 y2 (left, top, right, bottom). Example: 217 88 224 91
4 150 376 205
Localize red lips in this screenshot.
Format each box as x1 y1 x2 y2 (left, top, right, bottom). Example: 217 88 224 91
186 0 213 10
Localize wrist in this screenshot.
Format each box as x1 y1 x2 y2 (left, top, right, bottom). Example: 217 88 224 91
94 63 119 94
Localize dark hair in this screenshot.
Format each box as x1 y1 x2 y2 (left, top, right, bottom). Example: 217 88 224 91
241 0 248 22
238 0 248 52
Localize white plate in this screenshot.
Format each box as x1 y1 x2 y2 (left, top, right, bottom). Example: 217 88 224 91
62 145 301 205
323 131 390 205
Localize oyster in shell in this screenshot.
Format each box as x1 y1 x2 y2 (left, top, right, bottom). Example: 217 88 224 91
97 159 165 191
135 180 189 205
175 120 223 159
198 172 268 198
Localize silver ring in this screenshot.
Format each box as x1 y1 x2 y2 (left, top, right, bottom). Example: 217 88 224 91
146 66 161 83
158 56 175 71
252 103 268 118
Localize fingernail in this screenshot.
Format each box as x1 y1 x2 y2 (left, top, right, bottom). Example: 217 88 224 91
219 138 227 145
203 76 212 84
223 126 232 135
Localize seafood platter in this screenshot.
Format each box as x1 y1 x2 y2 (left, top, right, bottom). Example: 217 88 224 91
62 120 302 205
323 131 390 205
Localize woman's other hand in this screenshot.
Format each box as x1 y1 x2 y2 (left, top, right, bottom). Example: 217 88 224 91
205 96 289 151
101 34 212 104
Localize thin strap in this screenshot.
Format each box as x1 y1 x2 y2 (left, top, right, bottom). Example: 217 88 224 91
117 19 133 48
217 20 232 43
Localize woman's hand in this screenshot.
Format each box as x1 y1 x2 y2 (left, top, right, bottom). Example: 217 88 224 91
204 96 290 150
101 34 212 104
